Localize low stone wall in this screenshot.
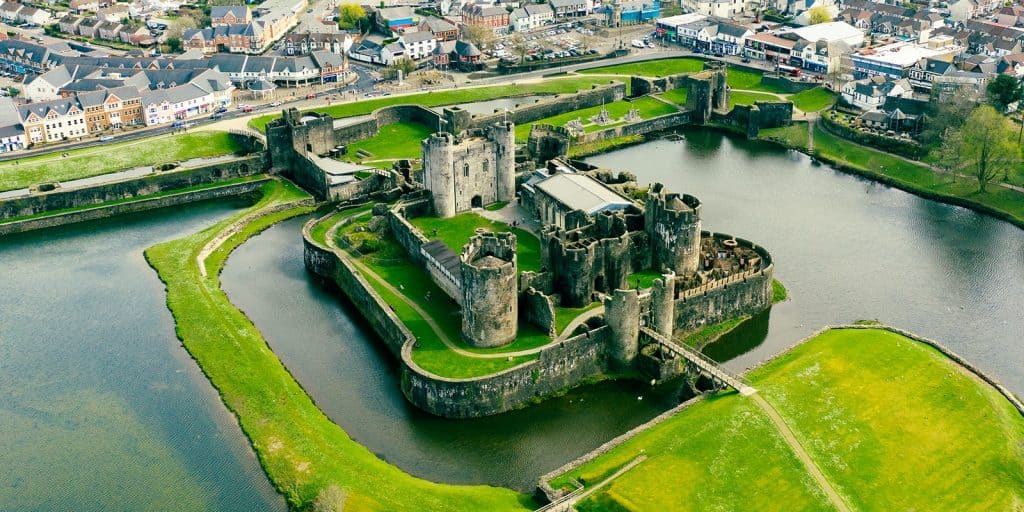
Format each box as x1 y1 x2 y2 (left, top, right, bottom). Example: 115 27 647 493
332 104 444 146
387 199 431 266
0 178 270 236
402 327 610 419
0 154 265 220
522 287 556 337
578 111 692 144
820 112 924 159
468 83 627 130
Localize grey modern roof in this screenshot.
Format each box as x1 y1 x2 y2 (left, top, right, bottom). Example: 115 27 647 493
0 96 22 133
384 42 405 54
524 3 552 15
211 5 249 19
549 0 584 8
535 173 633 214
403 30 434 43
421 16 457 32
455 40 480 57
717 22 750 38
249 77 276 90
310 50 344 68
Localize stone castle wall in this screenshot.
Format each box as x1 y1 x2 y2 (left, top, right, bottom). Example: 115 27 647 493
303 212 618 418
0 155 265 220
0 177 270 236
466 82 626 130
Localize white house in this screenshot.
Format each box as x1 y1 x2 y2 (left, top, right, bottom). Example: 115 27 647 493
511 3 553 32
400 31 436 60
682 0 745 19
381 41 405 65
841 75 914 110
17 6 51 24
18 98 88 143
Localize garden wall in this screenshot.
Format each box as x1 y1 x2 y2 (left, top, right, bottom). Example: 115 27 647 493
0 154 265 220
821 112 924 158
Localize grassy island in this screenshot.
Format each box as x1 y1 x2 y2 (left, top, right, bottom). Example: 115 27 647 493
551 327 1024 512
146 181 535 511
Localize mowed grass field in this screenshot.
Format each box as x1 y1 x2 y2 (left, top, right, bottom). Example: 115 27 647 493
553 328 1024 511
410 212 541 273
248 76 622 131
578 58 706 77
514 97 677 141
729 90 781 108
753 328 1024 511
146 185 536 511
788 87 836 112
0 131 243 192
345 121 434 162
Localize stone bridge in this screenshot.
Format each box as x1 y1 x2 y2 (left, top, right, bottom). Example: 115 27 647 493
639 327 756 396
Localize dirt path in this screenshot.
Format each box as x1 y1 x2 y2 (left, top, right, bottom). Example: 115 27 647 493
751 394 851 512
556 306 605 342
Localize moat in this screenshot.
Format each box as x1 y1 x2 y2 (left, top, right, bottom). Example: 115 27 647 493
1 127 1022 507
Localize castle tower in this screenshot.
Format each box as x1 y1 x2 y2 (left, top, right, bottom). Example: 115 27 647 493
423 132 456 218
491 121 516 204
460 231 519 348
604 288 639 370
645 183 702 274
650 271 675 337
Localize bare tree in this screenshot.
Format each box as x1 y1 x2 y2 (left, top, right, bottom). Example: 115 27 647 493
462 24 497 50
961 105 1019 192
509 32 529 64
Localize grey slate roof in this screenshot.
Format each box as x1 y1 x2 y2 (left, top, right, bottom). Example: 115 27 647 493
535 173 632 214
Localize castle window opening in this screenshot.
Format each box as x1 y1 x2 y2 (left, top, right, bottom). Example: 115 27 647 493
483 159 489 173
471 195 483 208
464 163 470 177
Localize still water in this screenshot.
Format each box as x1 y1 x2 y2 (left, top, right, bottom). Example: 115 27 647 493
0 202 284 511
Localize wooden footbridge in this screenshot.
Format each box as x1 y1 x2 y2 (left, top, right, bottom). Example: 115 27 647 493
639 327 757 396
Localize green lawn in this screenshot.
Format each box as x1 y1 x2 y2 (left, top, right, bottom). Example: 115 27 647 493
759 122 810 151
553 327 1024 511
345 122 434 162
679 316 747 348
514 97 677 141
729 90 781 108
555 393 834 511
553 301 601 336
146 182 537 510
248 77 621 131
626 269 664 289
726 66 787 93
812 124 1024 225
788 87 836 112
658 87 688 107
0 131 243 192
307 204 374 246
752 328 1024 511
577 58 706 77
409 212 541 273
772 278 788 303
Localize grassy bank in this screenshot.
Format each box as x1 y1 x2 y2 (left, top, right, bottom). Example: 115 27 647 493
408 212 541 273
772 278 788 303
567 134 645 158
248 77 621 131
345 122 434 163
146 181 534 511
811 124 1024 227
550 327 1024 511
788 87 836 112
0 131 243 192
578 58 705 77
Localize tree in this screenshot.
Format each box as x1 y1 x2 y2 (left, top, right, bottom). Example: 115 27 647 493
337 3 367 30
960 105 1018 192
462 23 497 50
509 32 529 64
920 96 974 149
932 126 965 180
382 57 416 80
807 5 832 24
986 73 1022 112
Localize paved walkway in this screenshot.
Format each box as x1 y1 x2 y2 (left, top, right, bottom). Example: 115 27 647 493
751 394 851 512
556 306 605 342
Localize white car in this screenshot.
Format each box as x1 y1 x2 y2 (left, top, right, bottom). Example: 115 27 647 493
271 101 282 107
99 135 114 142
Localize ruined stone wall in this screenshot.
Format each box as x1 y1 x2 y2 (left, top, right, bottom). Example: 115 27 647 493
522 287 556 337
604 289 640 370
645 184 701 275
332 105 444 146
526 124 571 163
576 112 691 144
0 155 265 220
386 200 431 266
285 153 329 200
673 246 773 333
712 101 793 138
402 327 611 418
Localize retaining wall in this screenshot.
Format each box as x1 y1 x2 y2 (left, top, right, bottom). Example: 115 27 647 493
0 154 265 220
0 178 270 236
578 111 692 144
467 83 627 130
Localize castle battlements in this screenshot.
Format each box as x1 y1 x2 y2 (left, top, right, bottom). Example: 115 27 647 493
460 231 518 348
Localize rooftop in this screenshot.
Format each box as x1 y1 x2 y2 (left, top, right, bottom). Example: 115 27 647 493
535 173 633 214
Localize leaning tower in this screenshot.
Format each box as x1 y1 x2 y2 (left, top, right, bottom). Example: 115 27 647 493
422 132 456 218
491 121 516 204
645 183 702 274
460 231 518 348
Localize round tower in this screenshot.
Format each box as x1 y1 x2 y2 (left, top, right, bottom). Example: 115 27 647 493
604 288 639 370
460 231 519 348
423 132 456 218
491 121 516 203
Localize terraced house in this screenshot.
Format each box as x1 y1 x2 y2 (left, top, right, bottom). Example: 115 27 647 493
461 3 510 34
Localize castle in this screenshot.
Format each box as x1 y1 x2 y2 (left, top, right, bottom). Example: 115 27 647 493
421 122 516 218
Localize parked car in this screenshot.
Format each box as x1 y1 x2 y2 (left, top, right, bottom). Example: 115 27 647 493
215 106 228 114
99 135 114 141
271 101 282 107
